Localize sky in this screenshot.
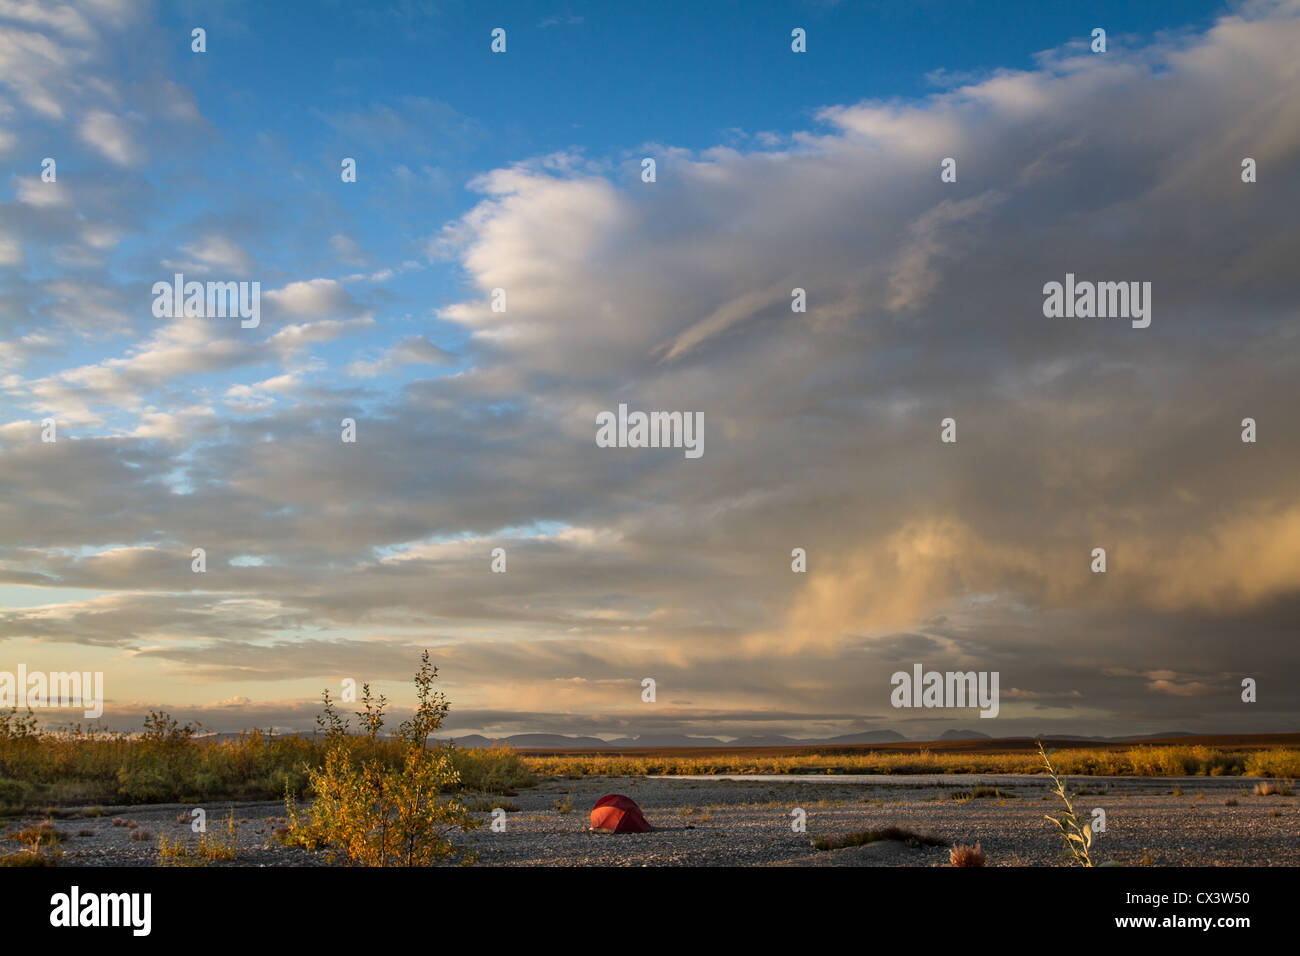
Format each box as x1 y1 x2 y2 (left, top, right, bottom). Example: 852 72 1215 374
1 0 1298 741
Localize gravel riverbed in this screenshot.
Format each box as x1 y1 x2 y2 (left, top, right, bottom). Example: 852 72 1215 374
8 774 1296 867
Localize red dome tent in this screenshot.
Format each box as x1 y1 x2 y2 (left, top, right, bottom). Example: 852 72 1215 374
589 794 652 833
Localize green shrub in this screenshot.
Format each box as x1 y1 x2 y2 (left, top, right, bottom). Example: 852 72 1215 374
451 743 535 792
287 652 478 866
1245 748 1300 778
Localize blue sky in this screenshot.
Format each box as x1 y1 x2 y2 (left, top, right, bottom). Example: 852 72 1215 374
66 0 1232 412
2 0 1297 740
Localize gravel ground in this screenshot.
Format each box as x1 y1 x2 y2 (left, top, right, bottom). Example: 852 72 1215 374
6 775 1296 867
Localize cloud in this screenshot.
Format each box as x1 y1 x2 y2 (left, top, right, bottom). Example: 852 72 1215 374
347 335 454 377
78 109 143 166
3 2 1299 736
0 21 79 119
264 278 369 323
267 317 374 352
128 404 215 440
162 236 255 274
316 96 482 161
537 15 583 29
15 175 69 208
328 233 366 266
224 374 302 412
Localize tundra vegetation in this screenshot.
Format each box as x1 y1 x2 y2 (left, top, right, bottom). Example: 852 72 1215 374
1 653 531 865
0 687 532 816
520 743 1300 779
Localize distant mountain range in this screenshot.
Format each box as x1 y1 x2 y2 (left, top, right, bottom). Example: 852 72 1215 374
193 727 1208 747
439 729 1200 749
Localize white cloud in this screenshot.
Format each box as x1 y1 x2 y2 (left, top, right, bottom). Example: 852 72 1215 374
264 278 368 321
162 236 254 274
224 374 302 412
15 174 68 207
78 109 142 166
347 335 454 377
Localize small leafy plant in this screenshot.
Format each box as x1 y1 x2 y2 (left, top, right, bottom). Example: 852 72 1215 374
196 810 239 860
1038 739 1096 867
158 809 239 865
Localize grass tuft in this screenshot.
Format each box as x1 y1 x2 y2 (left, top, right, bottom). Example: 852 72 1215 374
949 785 1012 801
1253 781 1294 796
8 820 66 846
0 848 60 866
